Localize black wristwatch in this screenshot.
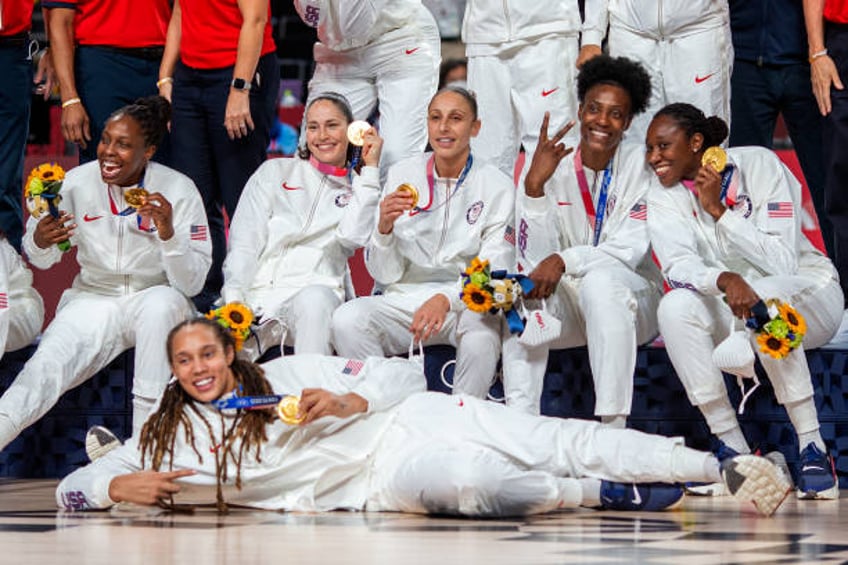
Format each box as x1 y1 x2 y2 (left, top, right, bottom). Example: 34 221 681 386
231 78 252 91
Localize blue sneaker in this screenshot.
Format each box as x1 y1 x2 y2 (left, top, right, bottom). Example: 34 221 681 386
599 481 684 511
685 441 740 496
797 442 838 500
721 454 793 516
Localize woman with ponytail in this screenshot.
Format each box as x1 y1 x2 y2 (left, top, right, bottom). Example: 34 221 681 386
645 102 842 500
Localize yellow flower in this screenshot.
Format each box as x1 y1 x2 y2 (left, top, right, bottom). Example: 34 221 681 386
462 283 493 313
778 302 806 336
219 302 253 331
25 163 65 198
465 257 490 276
757 332 791 359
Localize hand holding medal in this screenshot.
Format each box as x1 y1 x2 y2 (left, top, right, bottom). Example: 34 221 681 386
135 191 175 240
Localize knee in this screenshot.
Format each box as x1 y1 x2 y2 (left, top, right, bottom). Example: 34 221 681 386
657 289 703 331
579 270 637 313
332 299 371 338
291 286 340 317
140 287 191 322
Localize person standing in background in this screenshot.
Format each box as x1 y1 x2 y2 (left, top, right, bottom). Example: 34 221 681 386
803 0 848 308
729 0 832 259
45 0 171 165
580 0 732 144
1 0 54 251
462 0 582 179
158 0 280 313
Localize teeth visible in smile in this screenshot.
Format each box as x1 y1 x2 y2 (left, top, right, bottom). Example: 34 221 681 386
194 377 213 387
654 165 670 175
102 162 120 173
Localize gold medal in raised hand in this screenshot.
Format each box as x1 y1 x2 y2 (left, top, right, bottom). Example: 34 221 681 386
346 120 371 147
701 147 727 173
276 395 304 425
124 188 149 208
395 183 419 209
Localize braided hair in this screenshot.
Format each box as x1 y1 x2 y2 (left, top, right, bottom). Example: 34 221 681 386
652 102 729 148
107 95 171 149
139 318 275 513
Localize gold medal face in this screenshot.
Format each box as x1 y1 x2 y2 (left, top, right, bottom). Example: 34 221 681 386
701 147 727 173
395 183 419 209
346 120 371 146
124 188 149 208
276 395 304 425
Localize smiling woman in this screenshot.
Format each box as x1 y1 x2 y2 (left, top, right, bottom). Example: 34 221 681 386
0 95 212 453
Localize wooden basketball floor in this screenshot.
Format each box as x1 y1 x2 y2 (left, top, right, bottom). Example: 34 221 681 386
1 480 845 564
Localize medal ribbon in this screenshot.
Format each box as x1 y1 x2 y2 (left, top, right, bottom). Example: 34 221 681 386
213 393 286 411
106 170 154 231
413 153 473 215
573 147 613 246
682 165 737 206
309 155 348 178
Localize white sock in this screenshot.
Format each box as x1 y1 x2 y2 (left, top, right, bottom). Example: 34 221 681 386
783 398 826 452
716 427 751 455
700 397 750 453
579 478 602 508
600 414 627 429
670 444 722 483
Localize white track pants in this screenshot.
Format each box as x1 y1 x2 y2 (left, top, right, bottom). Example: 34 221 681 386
0 263 43 356
0 285 194 450
658 275 843 414
468 34 580 179
502 267 660 415
367 392 705 517
332 293 502 397
263 285 342 356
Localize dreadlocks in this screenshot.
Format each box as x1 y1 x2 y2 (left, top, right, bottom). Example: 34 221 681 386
138 318 275 513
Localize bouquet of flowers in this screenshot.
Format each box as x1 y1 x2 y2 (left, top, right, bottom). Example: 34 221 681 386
748 299 806 360
206 302 255 351
25 163 70 252
460 257 534 334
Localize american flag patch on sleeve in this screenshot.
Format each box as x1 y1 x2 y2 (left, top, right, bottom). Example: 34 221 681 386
767 202 794 218
190 224 208 241
0 293 7 309
503 225 516 246
629 203 647 221
342 359 364 376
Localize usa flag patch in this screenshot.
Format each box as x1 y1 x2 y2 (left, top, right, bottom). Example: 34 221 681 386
0 292 7 309
629 203 647 221
503 225 516 246
767 202 793 219
342 359 364 376
190 224 208 241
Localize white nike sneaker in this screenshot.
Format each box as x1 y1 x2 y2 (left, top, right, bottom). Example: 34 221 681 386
85 425 121 461
721 454 794 517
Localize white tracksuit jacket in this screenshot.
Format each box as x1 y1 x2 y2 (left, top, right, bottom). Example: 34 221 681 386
462 0 582 177
648 147 843 408
503 142 662 415
582 0 732 143
294 0 440 176
56 354 709 516
0 162 211 450
332 153 515 399
222 158 380 354
0 238 43 355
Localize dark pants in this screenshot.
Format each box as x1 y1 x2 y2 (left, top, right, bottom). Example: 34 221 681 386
729 58 832 258
170 53 280 311
75 46 170 165
824 22 848 306
0 41 33 251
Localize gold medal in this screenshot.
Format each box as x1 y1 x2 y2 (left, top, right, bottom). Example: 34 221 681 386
701 147 727 173
346 120 371 147
395 183 419 209
124 188 149 208
276 395 304 425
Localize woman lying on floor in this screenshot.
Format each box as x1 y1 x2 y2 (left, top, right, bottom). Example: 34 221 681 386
56 318 792 517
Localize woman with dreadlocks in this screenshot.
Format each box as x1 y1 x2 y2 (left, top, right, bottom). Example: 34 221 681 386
57 317 793 517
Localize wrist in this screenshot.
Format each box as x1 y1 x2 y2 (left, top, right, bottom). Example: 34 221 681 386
156 77 173 89
810 48 829 63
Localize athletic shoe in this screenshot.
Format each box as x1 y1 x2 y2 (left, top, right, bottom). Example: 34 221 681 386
721 454 793 516
85 425 121 461
599 481 685 511
684 441 740 497
796 442 838 500
763 450 794 490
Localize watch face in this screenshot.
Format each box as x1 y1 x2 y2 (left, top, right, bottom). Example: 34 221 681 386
232 78 250 90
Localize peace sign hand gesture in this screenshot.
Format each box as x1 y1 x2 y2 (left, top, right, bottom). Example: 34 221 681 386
524 112 575 198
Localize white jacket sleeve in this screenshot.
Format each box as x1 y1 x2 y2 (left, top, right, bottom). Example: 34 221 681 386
477 184 516 273
713 158 800 277
56 439 144 510
581 0 610 47
648 186 724 295
517 191 563 269
22 214 63 270
159 185 212 297
336 165 381 251
561 199 651 276
222 169 273 304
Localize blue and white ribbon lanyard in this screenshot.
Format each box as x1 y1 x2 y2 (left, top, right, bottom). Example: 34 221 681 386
108 170 153 231
411 153 473 215
212 390 287 411
573 147 613 246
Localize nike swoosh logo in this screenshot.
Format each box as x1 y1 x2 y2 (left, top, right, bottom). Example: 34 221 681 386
405 47 419 55
541 87 559 97
695 72 716 84
631 485 642 506
557 201 572 206
83 214 103 222
802 465 824 472
282 182 301 191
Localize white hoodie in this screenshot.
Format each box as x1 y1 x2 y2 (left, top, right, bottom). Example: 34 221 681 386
294 0 421 51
